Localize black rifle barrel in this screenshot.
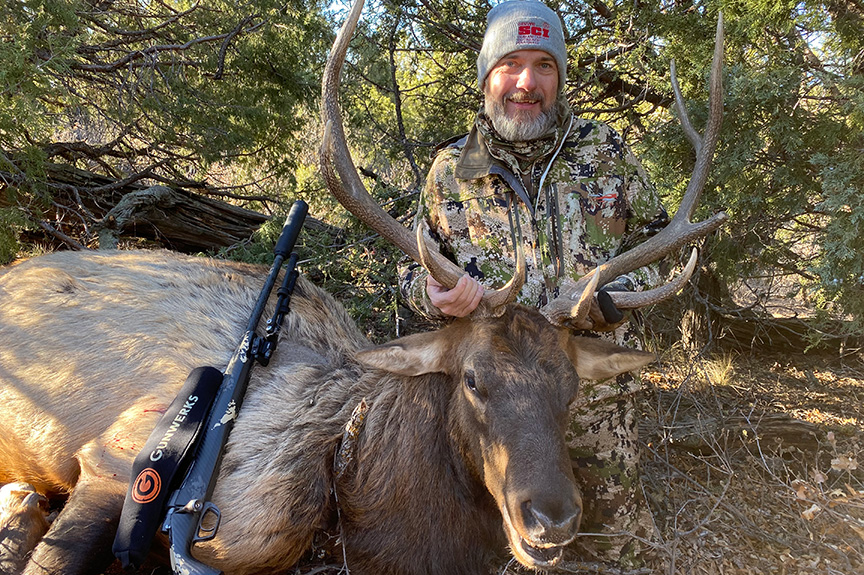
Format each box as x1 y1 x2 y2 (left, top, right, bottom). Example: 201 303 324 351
245 200 308 332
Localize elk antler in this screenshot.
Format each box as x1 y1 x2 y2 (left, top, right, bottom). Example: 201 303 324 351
542 13 729 328
319 0 526 313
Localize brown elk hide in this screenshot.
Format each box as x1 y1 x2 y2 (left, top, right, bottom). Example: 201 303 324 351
0 483 50 575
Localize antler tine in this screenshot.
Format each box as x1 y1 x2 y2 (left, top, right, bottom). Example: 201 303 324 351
676 12 725 223
608 247 699 309
541 13 728 328
670 59 702 153
320 0 525 313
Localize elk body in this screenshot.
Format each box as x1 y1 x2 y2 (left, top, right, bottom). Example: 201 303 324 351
0 249 652 575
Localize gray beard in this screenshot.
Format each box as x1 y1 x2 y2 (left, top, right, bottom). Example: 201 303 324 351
485 94 563 142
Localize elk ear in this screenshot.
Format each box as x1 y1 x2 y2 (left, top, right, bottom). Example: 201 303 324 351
355 331 448 376
564 336 655 381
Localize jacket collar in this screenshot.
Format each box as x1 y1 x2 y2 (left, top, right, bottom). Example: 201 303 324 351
451 113 575 219
453 125 494 181
452 127 533 215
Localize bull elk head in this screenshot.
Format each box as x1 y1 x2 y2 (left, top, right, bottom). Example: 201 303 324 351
320 0 728 326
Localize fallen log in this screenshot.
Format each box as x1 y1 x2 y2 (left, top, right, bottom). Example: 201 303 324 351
2 161 269 252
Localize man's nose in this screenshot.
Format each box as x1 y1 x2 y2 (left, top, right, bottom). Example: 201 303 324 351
516 66 537 91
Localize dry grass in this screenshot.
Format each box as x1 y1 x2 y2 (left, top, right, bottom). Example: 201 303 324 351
589 349 863 575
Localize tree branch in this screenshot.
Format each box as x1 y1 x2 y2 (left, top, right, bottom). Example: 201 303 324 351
64 19 264 74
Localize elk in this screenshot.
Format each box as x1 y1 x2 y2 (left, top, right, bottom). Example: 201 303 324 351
0 250 649 575
0 3 726 575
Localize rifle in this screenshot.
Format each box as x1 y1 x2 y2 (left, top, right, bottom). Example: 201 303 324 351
112 200 308 575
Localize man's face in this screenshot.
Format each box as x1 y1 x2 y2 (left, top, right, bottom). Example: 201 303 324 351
483 49 559 142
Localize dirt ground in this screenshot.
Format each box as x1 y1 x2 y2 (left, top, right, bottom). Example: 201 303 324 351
630 348 864 575
530 347 864 575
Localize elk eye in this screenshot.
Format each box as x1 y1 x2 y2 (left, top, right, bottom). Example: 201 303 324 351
463 371 478 393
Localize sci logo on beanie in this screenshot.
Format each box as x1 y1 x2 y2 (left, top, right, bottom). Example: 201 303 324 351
517 21 551 45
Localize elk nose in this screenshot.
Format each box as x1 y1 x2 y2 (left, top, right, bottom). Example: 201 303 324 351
520 498 581 544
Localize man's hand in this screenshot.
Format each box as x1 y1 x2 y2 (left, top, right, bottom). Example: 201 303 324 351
427 274 484 317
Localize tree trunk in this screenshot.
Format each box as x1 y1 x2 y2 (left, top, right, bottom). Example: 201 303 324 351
94 185 268 252
680 266 726 353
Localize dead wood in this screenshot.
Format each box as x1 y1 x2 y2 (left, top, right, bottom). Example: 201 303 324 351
719 314 862 354
1 161 269 252
95 185 268 251
659 410 820 454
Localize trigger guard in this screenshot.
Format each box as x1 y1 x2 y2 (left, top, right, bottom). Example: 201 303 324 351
193 502 221 543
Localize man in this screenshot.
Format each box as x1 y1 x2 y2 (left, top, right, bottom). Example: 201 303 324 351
400 0 669 567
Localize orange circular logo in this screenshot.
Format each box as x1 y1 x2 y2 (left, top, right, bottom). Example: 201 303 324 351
131 468 162 504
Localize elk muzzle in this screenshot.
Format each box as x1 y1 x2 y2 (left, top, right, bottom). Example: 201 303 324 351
497 464 582 568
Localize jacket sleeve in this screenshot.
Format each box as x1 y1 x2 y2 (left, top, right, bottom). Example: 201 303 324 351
398 260 445 321
398 154 451 322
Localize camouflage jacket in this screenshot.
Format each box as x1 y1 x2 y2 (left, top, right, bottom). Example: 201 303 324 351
400 112 669 326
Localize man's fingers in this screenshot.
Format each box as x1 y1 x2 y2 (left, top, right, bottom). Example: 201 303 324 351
426 274 483 317
447 275 483 316
453 275 483 316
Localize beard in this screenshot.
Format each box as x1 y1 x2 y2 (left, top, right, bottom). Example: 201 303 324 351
484 91 564 142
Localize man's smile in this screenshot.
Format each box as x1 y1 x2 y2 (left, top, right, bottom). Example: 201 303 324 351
505 92 545 115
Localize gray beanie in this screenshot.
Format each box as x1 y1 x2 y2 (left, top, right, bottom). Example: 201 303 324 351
477 0 567 91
